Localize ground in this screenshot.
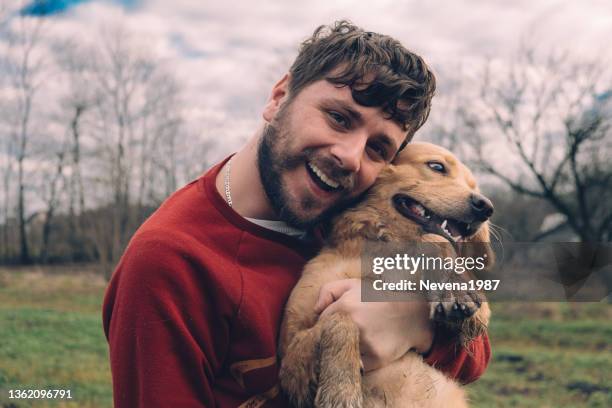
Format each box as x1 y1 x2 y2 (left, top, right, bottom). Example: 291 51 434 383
0 267 610 407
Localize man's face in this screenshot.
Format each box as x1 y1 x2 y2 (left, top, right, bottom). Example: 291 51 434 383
258 78 407 229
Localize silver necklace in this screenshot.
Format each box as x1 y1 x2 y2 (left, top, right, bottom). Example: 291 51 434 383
224 158 233 207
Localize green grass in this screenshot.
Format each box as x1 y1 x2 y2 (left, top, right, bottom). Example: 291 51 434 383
0 268 112 408
0 268 610 407
467 303 612 407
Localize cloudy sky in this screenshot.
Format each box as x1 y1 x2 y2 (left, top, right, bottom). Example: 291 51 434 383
4 0 612 155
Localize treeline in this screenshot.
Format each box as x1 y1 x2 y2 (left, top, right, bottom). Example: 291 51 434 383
0 182 571 270
0 203 155 272
0 10 215 274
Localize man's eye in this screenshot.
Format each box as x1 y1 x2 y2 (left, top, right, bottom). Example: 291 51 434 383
427 161 446 173
367 143 388 161
328 111 349 128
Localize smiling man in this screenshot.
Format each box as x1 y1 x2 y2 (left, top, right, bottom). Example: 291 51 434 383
233 77 406 229
103 21 490 407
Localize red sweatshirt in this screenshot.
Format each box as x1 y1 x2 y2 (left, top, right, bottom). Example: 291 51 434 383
102 157 491 407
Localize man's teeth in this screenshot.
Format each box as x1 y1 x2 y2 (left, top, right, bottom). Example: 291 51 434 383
308 162 340 189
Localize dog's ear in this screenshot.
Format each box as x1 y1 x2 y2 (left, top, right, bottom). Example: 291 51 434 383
370 165 399 189
457 222 495 273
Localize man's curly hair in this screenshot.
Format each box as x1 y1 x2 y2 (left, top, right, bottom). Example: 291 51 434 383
288 20 436 148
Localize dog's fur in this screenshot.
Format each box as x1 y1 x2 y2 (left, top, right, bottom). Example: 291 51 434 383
278 142 494 407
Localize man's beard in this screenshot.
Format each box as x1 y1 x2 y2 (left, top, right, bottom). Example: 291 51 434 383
257 109 358 230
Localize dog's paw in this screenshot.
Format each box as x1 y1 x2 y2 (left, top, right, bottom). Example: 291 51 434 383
430 291 481 322
429 288 486 340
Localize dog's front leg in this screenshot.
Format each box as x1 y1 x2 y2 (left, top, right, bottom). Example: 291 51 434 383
315 312 363 408
279 324 323 408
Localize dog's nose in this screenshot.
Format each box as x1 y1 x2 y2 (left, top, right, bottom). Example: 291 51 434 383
470 193 494 220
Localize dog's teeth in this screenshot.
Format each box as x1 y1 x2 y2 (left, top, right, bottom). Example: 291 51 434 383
452 235 461 242
441 220 448 229
411 204 427 217
416 205 426 216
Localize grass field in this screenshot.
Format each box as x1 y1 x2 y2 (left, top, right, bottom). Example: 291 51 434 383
0 267 610 407
0 267 111 408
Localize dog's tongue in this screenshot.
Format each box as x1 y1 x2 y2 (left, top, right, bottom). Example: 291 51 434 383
409 202 426 217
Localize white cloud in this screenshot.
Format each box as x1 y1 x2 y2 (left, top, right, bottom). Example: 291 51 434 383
3 0 612 159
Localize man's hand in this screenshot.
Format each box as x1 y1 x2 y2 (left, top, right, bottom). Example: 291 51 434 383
314 278 433 372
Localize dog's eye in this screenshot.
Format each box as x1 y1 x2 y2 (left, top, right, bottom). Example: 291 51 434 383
427 161 446 174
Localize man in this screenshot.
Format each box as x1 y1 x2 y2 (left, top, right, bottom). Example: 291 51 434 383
103 21 490 407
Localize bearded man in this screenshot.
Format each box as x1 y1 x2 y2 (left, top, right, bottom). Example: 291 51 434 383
103 21 490 408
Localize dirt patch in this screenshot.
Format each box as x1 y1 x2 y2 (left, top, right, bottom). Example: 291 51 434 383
566 381 610 396
495 385 532 396
496 353 524 363
527 372 546 381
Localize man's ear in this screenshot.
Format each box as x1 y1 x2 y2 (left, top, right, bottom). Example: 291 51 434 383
262 74 290 123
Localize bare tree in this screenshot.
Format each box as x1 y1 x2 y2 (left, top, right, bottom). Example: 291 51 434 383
58 25 189 275
51 38 100 259
2 12 46 263
89 25 158 271
37 149 66 262
0 0 14 259
456 46 612 241
0 14 202 267
138 72 185 206
0 59 14 259
0 109 15 259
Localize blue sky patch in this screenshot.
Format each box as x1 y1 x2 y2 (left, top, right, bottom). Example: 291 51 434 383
21 0 139 16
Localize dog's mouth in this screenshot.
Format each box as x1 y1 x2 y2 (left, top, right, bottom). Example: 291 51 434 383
392 194 476 244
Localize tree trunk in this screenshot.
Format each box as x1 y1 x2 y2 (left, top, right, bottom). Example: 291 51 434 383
17 157 30 264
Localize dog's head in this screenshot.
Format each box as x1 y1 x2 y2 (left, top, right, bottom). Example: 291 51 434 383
388 142 493 244
332 142 493 258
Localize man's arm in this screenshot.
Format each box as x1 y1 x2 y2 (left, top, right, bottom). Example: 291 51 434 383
424 328 491 384
102 232 229 408
315 278 491 383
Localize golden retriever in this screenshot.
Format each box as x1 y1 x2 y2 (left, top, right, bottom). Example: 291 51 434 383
278 142 494 408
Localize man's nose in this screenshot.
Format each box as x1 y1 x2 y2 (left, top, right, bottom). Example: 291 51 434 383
329 133 366 173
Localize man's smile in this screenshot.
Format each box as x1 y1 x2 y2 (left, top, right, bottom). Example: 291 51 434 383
306 161 342 192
